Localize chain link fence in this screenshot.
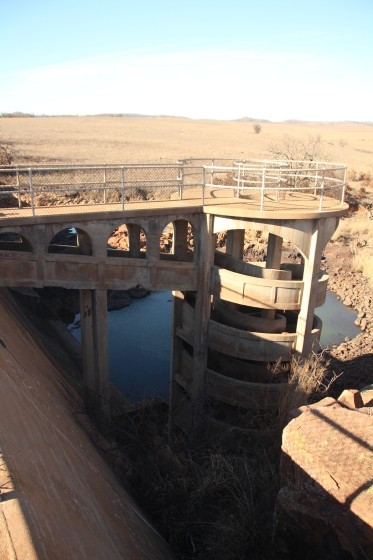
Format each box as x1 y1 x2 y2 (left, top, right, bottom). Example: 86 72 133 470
0 160 347 216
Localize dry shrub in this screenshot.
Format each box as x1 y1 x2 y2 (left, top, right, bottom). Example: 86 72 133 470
331 215 373 286
109 354 338 559
352 247 373 287
348 168 373 187
273 352 338 430
331 215 373 241
112 399 277 560
0 144 13 165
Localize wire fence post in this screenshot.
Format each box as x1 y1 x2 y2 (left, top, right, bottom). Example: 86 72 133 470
260 168 266 211
341 167 347 205
121 166 125 211
236 163 241 198
318 171 325 211
29 168 35 216
103 168 107 205
313 161 319 196
211 158 215 187
202 167 206 205
16 168 23 208
178 162 184 200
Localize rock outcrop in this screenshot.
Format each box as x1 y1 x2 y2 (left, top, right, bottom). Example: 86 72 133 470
275 391 373 559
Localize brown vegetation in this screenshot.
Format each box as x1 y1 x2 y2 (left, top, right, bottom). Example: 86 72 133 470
1 115 373 172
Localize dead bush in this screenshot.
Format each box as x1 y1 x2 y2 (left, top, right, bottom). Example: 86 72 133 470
111 399 277 560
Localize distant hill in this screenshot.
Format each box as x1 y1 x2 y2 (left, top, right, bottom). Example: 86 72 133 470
233 116 271 123
1 112 372 126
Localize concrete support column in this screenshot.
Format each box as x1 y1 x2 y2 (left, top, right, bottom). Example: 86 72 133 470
262 233 283 320
79 288 110 423
226 229 245 259
295 220 325 356
76 229 92 255
266 233 283 269
191 214 215 405
173 220 189 260
127 224 142 257
169 291 185 425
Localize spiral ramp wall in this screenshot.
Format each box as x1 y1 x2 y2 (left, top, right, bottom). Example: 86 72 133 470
170 226 329 440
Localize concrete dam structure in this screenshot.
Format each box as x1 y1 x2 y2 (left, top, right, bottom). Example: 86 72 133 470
0 158 348 424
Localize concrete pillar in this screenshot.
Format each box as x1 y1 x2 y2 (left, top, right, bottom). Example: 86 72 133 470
226 229 245 259
169 215 215 432
262 233 283 320
173 220 189 260
191 214 215 405
169 291 186 426
77 229 92 255
79 288 110 423
266 233 283 269
295 220 325 356
127 224 142 257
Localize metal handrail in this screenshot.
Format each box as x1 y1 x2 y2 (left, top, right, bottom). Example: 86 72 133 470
0 159 347 216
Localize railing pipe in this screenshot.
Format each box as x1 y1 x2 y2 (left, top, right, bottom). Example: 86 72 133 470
121 166 125 211
202 167 206 205
236 163 242 198
318 171 325 211
314 161 319 196
29 168 35 216
341 167 347 205
103 168 107 205
260 168 266 211
178 162 184 200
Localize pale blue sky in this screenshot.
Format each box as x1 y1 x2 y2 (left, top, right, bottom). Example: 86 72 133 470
1 0 372 121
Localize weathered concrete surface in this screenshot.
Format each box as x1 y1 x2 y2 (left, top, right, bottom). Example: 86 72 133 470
276 397 373 559
0 290 174 560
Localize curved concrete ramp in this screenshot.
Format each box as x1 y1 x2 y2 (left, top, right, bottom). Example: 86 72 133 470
0 290 174 560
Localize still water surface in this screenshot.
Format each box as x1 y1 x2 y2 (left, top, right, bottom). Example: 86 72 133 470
69 290 360 402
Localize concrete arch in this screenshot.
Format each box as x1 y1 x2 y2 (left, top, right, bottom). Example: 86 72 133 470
107 222 147 258
48 227 93 255
0 231 33 252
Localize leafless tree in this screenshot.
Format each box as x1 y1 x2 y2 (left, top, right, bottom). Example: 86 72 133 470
268 134 329 161
0 144 13 165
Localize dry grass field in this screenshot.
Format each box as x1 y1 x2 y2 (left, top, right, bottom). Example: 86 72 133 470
1 115 372 283
1 116 373 175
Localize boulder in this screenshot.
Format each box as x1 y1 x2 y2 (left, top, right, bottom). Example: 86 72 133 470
275 395 373 559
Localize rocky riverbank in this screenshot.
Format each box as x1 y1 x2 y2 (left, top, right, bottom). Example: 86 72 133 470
322 239 373 395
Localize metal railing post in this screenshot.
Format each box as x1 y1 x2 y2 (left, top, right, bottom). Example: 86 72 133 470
29 168 35 216
313 161 319 195
260 168 266 211
202 167 206 205
211 158 215 187
103 168 107 205
341 167 347 205
121 166 125 210
16 168 23 208
237 163 241 198
178 162 184 200
319 171 325 211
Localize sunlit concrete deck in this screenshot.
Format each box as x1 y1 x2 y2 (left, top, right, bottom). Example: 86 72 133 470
0 188 348 226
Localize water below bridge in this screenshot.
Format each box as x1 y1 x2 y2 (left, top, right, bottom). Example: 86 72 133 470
68 290 360 403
